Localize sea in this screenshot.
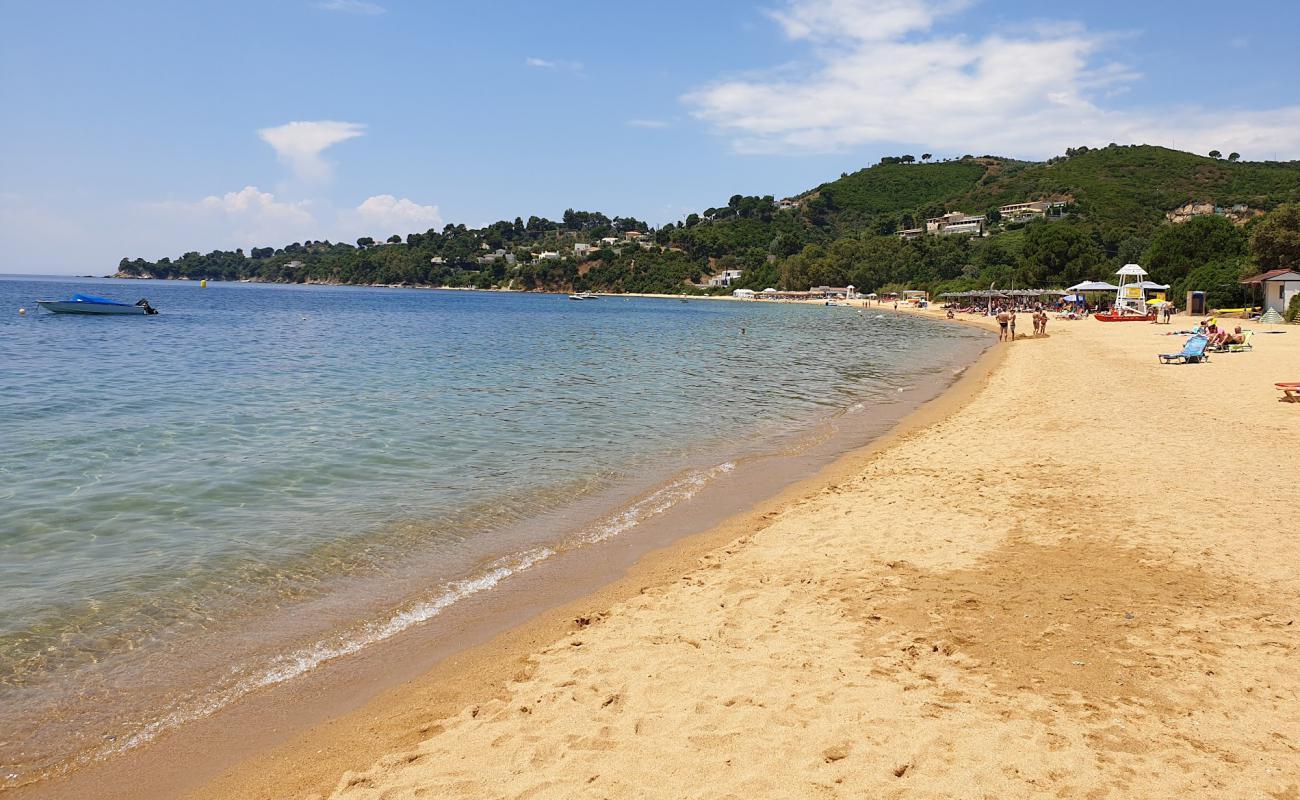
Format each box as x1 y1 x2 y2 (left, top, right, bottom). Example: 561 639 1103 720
0 276 989 787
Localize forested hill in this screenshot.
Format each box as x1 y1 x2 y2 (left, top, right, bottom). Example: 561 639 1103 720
118 145 1300 307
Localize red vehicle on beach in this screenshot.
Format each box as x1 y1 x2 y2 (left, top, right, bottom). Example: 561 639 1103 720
1093 311 1157 322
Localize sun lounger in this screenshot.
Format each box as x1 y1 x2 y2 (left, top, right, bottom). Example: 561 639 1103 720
1228 330 1254 353
1278 382 1300 402
1158 335 1210 364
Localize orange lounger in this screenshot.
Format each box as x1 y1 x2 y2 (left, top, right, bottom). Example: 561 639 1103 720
1278 382 1300 402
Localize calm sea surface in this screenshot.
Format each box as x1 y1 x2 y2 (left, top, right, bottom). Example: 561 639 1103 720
0 277 987 784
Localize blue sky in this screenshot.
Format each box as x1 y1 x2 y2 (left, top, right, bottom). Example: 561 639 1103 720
2 0 1298 273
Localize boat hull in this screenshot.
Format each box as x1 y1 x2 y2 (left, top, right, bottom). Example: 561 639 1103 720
37 300 149 315
1093 313 1156 322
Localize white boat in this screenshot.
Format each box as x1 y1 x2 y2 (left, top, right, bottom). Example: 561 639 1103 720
568 291 599 300
37 294 159 315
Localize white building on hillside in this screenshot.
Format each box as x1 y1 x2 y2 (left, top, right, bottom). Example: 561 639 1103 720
926 212 986 236
707 269 743 287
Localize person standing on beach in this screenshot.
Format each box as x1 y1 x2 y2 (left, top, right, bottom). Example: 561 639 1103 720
1039 310 1047 335
1008 309 1017 341
996 308 1010 341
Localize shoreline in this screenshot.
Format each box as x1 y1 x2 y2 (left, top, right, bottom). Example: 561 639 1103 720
294 308 1297 797
13 310 997 799
19 307 1300 798
187 316 1008 800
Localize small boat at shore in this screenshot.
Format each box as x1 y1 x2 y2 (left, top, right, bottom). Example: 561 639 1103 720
568 291 599 300
37 294 159 315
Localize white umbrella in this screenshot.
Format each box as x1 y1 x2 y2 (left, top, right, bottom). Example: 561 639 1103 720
1068 280 1120 291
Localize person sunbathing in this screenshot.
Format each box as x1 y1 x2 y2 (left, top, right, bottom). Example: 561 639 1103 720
1208 327 1243 349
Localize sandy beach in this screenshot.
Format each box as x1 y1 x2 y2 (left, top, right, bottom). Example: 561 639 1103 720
161 306 1298 800
38 308 1296 800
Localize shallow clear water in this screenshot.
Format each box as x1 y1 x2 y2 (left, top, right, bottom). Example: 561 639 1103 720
0 277 986 782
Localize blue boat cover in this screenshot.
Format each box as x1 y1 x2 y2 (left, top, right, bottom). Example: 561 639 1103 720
71 294 131 306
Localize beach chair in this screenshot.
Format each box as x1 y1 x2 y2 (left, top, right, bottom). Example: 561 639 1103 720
1228 330 1254 353
1158 335 1210 364
1278 383 1300 403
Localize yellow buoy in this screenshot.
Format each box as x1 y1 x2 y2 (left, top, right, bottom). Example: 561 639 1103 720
200 279 208 288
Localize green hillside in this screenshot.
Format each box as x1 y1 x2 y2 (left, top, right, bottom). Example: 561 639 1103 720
805 145 1300 236
118 145 1300 307
801 159 991 228
956 145 1300 233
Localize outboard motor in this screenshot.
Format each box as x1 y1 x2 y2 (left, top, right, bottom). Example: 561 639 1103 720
135 298 159 315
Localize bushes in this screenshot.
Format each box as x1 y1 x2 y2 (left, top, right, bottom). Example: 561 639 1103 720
1286 292 1300 323
1174 258 1251 310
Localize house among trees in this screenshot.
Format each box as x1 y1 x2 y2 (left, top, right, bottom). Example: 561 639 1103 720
1240 269 1300 316
998 200 1066 222
706 269 744 287
926 212 985 236
897 227 925 240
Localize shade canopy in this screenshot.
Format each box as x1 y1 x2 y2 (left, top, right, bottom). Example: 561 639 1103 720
1134 280 1170 290
1115 263 1148 277
1068 280 1120 292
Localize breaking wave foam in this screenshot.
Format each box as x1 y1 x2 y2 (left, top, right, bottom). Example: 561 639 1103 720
84 462 735 771
574 462 735 546
99 546 555 762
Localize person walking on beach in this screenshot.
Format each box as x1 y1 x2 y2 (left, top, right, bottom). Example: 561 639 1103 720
996 308 1010 342
1039 310 1048 335
1008 309 1017 341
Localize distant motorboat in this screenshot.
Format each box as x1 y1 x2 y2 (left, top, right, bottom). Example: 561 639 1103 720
568 291 599 300
37 294 159 315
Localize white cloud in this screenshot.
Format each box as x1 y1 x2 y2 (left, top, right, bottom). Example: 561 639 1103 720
257 120 366 182
149 186 319 248
350 194 443 235
156 188 444 246
626 119 671 129
525 56 583 72
684 0 1300 159
198 186 315 224
317 0 386 14
767 0 967 42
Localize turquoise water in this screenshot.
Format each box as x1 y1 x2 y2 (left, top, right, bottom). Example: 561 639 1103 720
0 277 986 783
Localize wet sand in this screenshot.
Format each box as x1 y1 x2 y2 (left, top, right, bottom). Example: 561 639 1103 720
38 308 1300 798
311 309 1299 799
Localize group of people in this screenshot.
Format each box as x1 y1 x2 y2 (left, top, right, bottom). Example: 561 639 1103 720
1204 319 1246 349
992 306 1050 342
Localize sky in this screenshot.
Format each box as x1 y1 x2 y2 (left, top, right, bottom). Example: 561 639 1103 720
2 0 1299 274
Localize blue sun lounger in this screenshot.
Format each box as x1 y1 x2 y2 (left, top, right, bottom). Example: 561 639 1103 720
1158 334 1210 364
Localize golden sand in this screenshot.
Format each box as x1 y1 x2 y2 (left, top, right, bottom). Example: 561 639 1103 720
192 310 1300 799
